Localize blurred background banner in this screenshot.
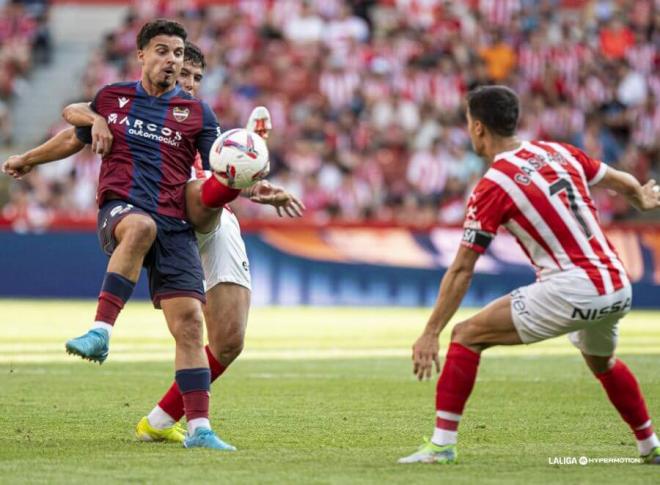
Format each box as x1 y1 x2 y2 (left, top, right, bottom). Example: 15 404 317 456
2 223 660 306
0 0 658 304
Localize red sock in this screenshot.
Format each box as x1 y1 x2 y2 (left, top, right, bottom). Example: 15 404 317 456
433 343 481 442
95 293 124 324
596 359 654 440
182 390 209 421
200 176 241 208
94 272 135 325
158 345 227 421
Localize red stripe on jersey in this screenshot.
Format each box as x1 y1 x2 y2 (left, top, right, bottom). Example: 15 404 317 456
495 160 606 294
192 152 205 179
510 211 563 271
533 141 624 291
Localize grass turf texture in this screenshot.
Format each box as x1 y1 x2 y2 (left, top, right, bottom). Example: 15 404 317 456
1 301 659 484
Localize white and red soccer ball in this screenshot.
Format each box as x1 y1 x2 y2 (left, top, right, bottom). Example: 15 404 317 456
209 128 270 189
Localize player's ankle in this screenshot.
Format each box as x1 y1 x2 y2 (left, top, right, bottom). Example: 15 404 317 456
188 418 211 434
147 405 176 430
91 321 113 337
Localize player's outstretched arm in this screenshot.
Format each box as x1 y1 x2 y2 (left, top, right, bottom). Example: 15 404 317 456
595 167 660 212
412 246 480 381
2 127 84 179
62 102 113 156
245 180 306 217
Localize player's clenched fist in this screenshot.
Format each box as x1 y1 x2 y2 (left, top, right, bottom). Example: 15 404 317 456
2 155 32 179
412 332 440 381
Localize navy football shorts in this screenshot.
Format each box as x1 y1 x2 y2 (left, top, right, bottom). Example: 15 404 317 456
97 200 206 308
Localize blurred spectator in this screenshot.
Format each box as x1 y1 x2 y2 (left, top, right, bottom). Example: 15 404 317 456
3 0 659 227
0 0 52 145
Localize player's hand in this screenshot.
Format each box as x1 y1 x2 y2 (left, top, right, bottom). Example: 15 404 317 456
248 180 306 217
412 332 440 381
638 179 660 211
2 155 32 179
91 116 113 156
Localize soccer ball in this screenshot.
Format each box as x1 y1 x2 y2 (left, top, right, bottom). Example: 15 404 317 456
209 128 270 189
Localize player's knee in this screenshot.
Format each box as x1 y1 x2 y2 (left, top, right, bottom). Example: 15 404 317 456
218 333 245 363
450 321 471 344
123 218 157 251
171 311 204 348
207 318 246 363
583 353 615 375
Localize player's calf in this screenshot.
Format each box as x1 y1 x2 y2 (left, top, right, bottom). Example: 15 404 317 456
66 211 155 363
205 283 250 367
161 297 234 450
585 353 660 461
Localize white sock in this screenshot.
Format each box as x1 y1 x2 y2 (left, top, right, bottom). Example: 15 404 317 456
147 406 176 430
432 428 457 446
188 418 211 435
432 410 460 446
637 433 660 456
91 321 113 338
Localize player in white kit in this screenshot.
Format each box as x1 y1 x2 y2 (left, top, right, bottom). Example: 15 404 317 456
398 86 660 465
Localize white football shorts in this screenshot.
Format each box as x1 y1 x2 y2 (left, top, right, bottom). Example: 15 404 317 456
510 270 632 356
196 209 251 292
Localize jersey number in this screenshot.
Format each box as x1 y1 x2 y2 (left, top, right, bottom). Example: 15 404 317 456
549 178 592 239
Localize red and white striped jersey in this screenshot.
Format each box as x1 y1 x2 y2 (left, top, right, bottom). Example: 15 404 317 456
462 140 629 295
190 152 207 180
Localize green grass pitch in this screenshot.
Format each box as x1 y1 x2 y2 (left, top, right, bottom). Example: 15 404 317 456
1 300 659 484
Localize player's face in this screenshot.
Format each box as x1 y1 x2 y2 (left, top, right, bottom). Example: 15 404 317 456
466 109 485 157
178 61 204 97
138 35 185 90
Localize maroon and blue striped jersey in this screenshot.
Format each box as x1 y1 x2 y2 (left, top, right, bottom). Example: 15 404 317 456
76 81 220 220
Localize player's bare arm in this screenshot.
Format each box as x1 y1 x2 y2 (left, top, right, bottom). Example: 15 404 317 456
413 246 480 381
596 167 660 212
62 102 113 156
2 127 84 179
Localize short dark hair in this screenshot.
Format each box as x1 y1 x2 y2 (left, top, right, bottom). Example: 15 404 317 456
467 85 519 137
136 19 187 50
184 41 206 69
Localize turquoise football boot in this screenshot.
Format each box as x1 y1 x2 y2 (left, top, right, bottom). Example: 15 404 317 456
183 428 236 451
65 328 109 364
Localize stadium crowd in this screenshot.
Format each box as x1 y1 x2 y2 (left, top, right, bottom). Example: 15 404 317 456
3 0 659 229
0 0 51 147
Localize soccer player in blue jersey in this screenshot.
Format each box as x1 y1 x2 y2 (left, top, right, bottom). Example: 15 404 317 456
63 19 241 450
3 38 302 447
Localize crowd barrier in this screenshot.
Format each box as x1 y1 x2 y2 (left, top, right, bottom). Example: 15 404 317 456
1 222 659 308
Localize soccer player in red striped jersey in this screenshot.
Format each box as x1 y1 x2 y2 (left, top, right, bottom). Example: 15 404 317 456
399 85 660 465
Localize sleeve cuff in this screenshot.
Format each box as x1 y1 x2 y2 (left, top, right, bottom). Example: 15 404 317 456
588 162 608 186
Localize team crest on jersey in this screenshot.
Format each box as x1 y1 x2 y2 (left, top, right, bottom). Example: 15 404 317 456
173 107 190 122
118 97 130 108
